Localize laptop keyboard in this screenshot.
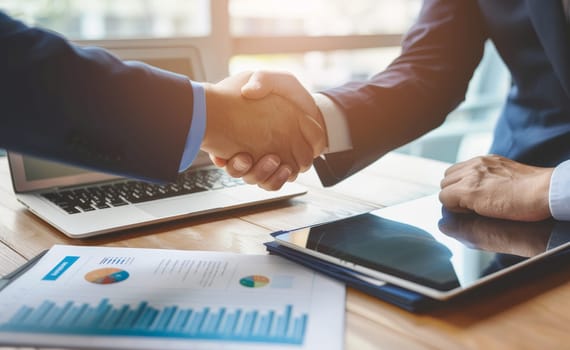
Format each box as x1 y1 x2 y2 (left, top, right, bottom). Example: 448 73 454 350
41 168 245 214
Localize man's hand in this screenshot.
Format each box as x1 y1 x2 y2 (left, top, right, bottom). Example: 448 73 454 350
201 71 325 187
209 71 327 191
439 155 554 221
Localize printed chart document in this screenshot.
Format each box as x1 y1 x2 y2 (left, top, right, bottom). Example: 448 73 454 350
0 245 345 350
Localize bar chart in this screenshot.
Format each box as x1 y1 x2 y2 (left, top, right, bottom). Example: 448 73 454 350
0 298 308 345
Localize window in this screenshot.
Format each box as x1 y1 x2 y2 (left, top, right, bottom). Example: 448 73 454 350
230 48 402 91
230 0 420 36
1 0 509 163
0 0 211 39
228 0 419 89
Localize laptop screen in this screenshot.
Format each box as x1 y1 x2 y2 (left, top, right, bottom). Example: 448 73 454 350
11 150 212 191
23 156 91 182
9 45 208 192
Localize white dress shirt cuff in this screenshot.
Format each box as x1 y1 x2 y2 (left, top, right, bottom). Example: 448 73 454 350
549 159 570 220
313 93 353 154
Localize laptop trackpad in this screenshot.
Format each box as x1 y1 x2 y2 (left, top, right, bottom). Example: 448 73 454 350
135 193 232 218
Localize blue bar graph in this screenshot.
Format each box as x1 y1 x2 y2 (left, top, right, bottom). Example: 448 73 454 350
0 299 308 345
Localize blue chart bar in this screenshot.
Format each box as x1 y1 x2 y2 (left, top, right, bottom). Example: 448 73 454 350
0 299 308 345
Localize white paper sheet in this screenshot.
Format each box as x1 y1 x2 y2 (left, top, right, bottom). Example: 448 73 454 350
0 245 345 350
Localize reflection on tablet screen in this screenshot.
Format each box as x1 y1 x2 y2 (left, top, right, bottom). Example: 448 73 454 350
304 213 461 291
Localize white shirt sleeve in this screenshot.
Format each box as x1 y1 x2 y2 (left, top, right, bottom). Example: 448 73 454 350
549 159 570 220
312 93 353 154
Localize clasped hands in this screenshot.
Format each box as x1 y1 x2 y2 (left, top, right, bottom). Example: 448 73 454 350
201 71 324 191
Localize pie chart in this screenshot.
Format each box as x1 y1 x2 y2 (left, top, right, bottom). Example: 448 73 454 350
85 268 130 285
239 275 270 288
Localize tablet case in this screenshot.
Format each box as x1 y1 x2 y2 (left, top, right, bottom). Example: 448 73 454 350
265 238 438 312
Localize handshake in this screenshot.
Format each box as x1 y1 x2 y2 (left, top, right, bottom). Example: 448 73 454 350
201 71 327 191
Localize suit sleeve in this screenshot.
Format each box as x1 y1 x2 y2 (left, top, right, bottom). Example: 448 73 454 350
0 12 195 183
314 0 488 186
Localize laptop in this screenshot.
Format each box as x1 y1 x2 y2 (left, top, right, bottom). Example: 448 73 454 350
7 44 306 238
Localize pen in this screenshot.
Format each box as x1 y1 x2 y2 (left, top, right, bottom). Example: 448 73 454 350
0 249 48 292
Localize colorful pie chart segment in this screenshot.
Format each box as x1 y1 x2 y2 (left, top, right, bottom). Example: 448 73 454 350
85 268 130 285
239 275 270 288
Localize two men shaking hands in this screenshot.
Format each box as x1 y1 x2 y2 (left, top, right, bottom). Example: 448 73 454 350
3 1 569 225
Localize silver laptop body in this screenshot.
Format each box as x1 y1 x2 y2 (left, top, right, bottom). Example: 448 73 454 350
7 44 306 238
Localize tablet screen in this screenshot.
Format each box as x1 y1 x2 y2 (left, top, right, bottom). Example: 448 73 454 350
274 195 570 298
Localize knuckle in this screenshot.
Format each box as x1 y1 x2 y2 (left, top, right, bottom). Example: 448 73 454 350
225 168 242 178
254 70 268 82
438 189 450 203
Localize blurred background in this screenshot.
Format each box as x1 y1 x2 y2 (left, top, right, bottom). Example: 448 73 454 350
0 0 510 163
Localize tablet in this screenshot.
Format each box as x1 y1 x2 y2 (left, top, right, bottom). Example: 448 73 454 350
273 194 570 300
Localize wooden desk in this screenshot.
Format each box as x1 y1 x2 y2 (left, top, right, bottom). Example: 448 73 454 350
0 153 569 349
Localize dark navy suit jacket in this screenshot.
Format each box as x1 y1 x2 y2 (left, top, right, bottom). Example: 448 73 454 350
0 12 195 182
316 0 570 186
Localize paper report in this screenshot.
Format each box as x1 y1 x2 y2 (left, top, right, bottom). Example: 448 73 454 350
0 245 345 349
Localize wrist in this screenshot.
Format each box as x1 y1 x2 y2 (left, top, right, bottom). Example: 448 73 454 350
535 167 554 219
311 102 326 133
